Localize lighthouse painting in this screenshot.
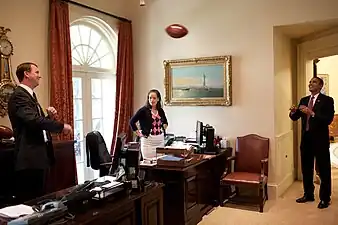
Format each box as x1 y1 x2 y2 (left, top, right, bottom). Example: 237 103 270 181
171 68 223 98
163 55 232 106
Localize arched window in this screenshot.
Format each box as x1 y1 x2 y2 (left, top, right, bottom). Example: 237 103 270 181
70 16 117 183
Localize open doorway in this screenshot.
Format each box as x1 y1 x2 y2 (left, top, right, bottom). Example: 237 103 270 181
315 56 338 179
296 31 338 180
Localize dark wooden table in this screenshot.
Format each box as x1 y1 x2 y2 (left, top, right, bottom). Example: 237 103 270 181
0 183 164 225
0 140 77 208
0 142 16 206
140 148 232 225
45 140 77 193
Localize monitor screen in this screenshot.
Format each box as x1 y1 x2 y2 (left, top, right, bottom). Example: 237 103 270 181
196 120 203 146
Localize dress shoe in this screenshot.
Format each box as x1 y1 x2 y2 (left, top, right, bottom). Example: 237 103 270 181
317 200 330 209
296 196 315 203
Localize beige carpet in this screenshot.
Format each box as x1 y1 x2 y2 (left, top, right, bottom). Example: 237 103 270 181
199 168 338 225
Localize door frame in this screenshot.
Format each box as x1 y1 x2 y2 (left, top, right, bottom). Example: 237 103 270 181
296 32 338 179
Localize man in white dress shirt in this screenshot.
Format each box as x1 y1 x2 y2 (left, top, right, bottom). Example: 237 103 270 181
8 62 72 202
289 77 334 209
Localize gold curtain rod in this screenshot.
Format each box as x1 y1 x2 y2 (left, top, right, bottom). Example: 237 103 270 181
61 0 131 23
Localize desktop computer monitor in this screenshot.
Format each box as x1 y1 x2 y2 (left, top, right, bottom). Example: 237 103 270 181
195 120 216 153
196 120 203 146
204 125 215 151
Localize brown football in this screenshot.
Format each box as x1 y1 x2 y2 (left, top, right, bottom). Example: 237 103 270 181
0 125 13 139
165 24 188 39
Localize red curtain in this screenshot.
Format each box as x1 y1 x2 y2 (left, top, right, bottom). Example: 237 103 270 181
111 21 134 154
49 0 77 185
49 0 74 141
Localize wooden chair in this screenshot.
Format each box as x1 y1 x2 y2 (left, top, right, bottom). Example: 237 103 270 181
329 114 338 142
219 134 269 212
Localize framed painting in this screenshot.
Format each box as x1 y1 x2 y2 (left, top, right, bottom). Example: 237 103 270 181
317 74 329 95
163 55 232 106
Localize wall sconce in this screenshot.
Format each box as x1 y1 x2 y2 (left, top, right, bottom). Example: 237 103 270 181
140 0 145 6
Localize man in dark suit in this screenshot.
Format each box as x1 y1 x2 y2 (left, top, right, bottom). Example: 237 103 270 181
289 77 334 209
8 62 72 202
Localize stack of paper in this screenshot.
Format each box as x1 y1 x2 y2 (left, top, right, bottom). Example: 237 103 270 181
0 204 34 219
89 176 124 192
166 141 193 150
160 155 184 161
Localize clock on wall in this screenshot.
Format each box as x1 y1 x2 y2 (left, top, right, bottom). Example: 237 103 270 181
0 26 16 117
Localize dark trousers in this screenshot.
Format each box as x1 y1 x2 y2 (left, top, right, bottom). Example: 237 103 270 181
315 159 319 175
15 169 45 203
301 132 331 201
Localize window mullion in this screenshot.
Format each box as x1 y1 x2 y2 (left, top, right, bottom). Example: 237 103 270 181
83 75 95 179
100 79 104 135
80 75 90 145
87 37 103 65
86 28 92 63
85 76 92 133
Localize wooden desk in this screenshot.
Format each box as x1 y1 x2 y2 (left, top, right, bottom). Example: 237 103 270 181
141 148 231 225
0 183 164 225
0 140 76 207
45 140 77 193
0 142 16 206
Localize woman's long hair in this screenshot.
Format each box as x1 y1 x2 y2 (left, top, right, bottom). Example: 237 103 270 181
145 89 162 110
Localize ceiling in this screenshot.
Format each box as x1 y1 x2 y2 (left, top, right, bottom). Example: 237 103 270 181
276 18 338 39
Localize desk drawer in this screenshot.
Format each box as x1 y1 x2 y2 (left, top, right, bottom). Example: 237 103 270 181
86 202 136 225
185 176 197 209
141 187 164 225
185 204 201 224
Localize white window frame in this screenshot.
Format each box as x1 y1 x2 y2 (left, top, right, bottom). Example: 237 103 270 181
70 16 117 183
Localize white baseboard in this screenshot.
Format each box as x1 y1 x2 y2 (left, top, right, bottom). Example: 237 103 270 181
267 183 278 199
267 172 294 199
277 172 294 196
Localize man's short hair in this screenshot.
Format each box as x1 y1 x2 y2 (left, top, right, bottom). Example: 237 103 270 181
16 62 38 82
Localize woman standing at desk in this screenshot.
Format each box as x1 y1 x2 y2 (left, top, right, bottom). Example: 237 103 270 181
130 89 168 159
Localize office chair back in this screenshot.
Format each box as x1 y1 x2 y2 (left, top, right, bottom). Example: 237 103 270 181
85 131 112 171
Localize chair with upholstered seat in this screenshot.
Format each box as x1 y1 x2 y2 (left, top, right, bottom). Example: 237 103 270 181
219 134 269 212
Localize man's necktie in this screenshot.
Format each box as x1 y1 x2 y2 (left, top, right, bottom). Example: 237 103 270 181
306 96 315 131
33 92 45 117
33 92 50 142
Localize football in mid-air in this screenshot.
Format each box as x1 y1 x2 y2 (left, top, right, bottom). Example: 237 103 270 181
165 24 188 39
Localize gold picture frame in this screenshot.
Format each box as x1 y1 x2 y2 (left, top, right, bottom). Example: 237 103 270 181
317 74 329 95
0 81 16 117
163 55 232 106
